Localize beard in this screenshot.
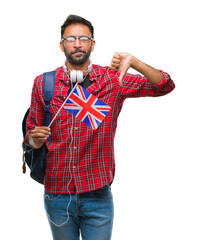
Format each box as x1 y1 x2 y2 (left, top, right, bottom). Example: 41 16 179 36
63 45 92 65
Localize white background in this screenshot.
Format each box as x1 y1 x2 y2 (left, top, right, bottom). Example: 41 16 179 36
0 0 196 239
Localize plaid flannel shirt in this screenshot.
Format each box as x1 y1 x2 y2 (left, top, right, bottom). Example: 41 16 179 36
26 64 175 194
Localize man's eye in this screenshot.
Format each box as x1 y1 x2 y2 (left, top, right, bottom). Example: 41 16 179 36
79 36 89 41
66 37 76 41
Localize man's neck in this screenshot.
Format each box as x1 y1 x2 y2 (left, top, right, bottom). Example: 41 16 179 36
66 59 91 73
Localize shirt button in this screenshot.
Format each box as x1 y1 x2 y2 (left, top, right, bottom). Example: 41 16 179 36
75 127 78 130
74 147 77 150
73 166 76 170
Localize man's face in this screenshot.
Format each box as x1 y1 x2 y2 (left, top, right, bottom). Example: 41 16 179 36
60 24 95 65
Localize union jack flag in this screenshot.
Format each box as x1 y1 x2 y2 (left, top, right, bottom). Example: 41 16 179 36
63 84 111 130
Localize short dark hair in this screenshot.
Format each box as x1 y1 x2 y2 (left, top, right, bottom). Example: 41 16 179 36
61 15 94 39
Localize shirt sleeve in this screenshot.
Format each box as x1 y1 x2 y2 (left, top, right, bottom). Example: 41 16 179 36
119 70 175 98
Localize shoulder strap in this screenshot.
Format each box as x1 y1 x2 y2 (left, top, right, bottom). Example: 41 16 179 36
43 71 55 140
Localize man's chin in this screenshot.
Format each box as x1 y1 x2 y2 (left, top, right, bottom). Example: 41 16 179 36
70 56 87 65
65 51 90 65
73 55 84 62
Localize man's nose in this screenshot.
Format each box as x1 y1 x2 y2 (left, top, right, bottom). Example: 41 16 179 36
74 38 81 47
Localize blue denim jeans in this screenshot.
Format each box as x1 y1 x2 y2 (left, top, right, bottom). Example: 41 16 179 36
44 185 114 240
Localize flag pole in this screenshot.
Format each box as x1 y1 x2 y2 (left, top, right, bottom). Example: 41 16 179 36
48 83 78 128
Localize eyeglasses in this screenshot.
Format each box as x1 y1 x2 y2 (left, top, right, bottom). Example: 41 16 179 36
62 36 93 43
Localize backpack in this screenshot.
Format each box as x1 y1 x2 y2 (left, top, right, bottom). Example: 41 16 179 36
22 71 55 184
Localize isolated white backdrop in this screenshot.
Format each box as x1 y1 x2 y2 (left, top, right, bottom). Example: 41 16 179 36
0 0 196 239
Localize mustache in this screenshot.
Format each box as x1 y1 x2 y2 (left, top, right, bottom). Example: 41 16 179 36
70 49 86 54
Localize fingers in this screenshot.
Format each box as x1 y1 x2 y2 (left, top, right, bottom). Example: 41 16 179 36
31 126 51 139
109 53 124 86
28 126 51 149
110 52 134 86
109 53 121 70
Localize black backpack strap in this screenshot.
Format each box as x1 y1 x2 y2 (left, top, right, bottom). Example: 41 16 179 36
43 71 55 140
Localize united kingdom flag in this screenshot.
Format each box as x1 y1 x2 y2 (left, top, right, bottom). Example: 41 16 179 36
63 84 111 130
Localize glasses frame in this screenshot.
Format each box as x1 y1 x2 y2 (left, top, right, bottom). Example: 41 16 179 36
62 36 93 43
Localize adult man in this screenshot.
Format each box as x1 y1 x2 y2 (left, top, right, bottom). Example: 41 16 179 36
26 15 175 240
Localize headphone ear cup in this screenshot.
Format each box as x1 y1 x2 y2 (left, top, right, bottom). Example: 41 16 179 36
63 60 92 83
63 61 67 72
76 71 83 83
70 70 77 83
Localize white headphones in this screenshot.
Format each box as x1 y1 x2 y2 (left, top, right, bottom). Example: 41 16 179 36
63 60 92 83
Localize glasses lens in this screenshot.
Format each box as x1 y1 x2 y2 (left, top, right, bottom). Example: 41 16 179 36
79 36 89 41
66 36 76 42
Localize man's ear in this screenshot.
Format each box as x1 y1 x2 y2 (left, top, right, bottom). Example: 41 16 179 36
91 40 96 53
60 41 64 53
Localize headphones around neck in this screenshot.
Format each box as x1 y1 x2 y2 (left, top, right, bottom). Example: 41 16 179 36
63 60 92 83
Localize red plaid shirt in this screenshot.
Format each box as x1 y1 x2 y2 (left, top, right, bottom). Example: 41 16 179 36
26 64 175 194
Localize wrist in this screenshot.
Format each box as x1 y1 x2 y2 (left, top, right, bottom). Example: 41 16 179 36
130 56 140 69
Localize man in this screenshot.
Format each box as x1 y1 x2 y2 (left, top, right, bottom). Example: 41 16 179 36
26 15 175 240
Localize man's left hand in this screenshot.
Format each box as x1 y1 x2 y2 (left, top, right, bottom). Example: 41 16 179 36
109 52 134 86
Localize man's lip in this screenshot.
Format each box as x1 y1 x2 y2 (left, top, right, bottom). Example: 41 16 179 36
72 52 84 57
73 52 82 54
72 51 85 55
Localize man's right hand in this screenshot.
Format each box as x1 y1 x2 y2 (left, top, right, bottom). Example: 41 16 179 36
27 126 51 149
